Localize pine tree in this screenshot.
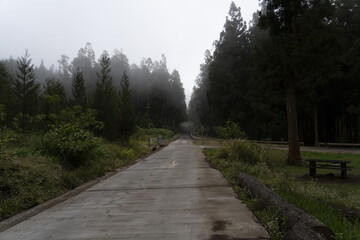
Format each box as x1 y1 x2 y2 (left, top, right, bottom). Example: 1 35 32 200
169 70 187 129
13 50 40 128
258 0 309 164
0 61 13 126
118 72 136 143
93 51 119 140
0 61 12 108
42 77 66 116
207 2 250 126
72 68 87 107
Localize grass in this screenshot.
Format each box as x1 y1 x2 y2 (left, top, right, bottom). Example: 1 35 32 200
203 140 360 240
0 127 176 221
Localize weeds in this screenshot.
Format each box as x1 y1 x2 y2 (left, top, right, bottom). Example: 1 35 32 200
0 127 176 221
204 139 360 240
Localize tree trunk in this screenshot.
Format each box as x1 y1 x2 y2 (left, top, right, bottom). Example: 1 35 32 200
237 173 334 240
314 105 319 147
286 71 301 165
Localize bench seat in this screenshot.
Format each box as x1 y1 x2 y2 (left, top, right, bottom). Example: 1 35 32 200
306 159 353 179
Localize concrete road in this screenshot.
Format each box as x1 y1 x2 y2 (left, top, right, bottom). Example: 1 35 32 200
0 134 269 240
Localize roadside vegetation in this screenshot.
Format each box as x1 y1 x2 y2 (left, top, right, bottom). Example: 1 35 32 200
0 39 185 222
0 127 176 221
189 0 360 165
203 140 360 240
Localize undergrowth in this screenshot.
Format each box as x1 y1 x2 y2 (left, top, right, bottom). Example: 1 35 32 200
0 128 174 221
204 139 360 240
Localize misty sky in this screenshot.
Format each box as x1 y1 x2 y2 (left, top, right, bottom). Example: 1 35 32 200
0 0 260 104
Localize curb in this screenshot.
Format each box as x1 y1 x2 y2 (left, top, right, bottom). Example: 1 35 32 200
0 143 170 233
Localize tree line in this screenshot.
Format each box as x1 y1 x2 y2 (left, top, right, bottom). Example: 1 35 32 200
0 43 187 141
189 0 360 163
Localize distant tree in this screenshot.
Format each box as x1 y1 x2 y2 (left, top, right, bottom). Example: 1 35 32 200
149 55 172 127
13 50 40 127
71 68 87 108
43 77 66 98
188 50 213 131
129 60 153 127
72 42 97 91
0 62 11 106
93 51 119 140
207 2 250 126
118 72 136 143
34 59 54 86
169 70 187 128
0 61 13 124
110 49 130 88
42 77 67 117
57 54 72 95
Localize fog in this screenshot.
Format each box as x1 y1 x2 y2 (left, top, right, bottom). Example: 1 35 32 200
0 0 260 104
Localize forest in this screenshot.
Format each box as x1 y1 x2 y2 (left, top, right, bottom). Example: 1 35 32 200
0 43 187 140
189 0 360 151
0 43 187 219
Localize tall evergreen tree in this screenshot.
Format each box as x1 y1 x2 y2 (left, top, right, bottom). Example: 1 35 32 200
118 72 136 143
169 70 187 128
189 50 213 130
0 61 13 125
0 61 12 108
72 68 87 107
72 42 97 91
93 51 118 140
57 54 72 95
13 51 40 128
259 0 306 164
207 2 250 126
42 77 66 117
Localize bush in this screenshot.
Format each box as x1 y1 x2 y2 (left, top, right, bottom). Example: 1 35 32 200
225 139 267 165
43 123 99 167
43 107 103 167
216 121 246 139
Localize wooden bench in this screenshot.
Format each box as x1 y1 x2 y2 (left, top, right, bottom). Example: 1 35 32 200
305 159 353 179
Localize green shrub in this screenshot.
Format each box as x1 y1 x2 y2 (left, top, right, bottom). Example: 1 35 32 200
226 139 267 165
148 128 174 141
119 148 136 162
216 121 246 139
43 123 99 167
43 107 103 167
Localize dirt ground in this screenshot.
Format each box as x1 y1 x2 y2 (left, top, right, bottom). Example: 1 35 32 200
297 173 360 184
260 144 360 155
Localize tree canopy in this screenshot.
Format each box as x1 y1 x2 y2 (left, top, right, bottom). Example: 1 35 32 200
189 0 360 163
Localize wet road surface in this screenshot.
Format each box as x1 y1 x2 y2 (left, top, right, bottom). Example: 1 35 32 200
0 134 269 240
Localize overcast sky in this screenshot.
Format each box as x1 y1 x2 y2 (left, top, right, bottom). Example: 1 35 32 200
0 0 260 104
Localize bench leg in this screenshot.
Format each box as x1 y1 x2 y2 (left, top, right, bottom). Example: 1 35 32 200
309 162 316 176
341 163 346 179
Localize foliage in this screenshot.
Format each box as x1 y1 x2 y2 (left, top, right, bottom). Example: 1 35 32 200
0 127 171 221
43 123 99 167
71 68 87 107
2 43 186 133
205 140 360 239
189 0 360 150
236 186 287 240
0 61 13 123
207 2 250 126
118 72 136 143
13 50 40 129
43 107 103 167
41 77 67 125
216 121 246 139
0 155 65 220
92 51 119 140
